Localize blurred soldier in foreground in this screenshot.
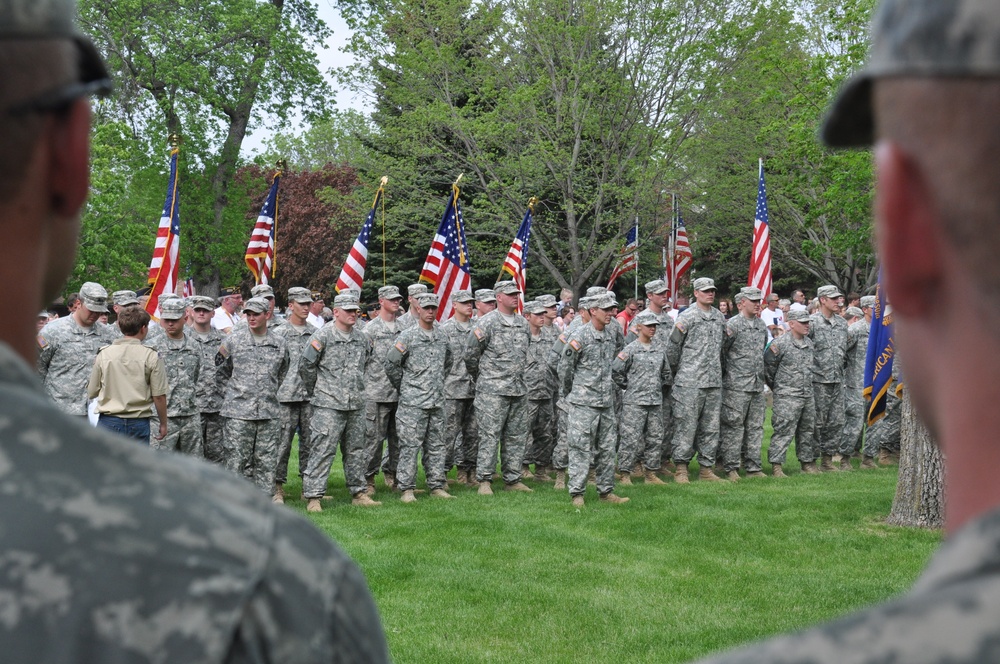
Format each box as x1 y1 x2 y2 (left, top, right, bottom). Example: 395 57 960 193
701 1 1000 660
0 2 388 658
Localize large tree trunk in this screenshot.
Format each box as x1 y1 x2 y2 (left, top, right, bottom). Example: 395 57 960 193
886 390 945 528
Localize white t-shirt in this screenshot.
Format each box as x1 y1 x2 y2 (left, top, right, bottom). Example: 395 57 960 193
212 307 240 331
760 307 784 340
789 302 808 312
307 312 325 328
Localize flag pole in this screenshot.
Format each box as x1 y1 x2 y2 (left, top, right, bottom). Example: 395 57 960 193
452 174 465 266
379 175 388 286
669 194 677 308
272 159 285 282
634 215 639 300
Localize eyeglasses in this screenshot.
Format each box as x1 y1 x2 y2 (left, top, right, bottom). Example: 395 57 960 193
7 78 113 116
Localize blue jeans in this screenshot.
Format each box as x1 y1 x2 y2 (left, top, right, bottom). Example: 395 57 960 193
97 415 151 444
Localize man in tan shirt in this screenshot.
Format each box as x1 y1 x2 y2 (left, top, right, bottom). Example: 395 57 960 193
87 307 168 443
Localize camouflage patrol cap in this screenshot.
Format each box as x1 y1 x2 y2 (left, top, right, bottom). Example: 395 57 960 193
494 280 521 295
112 290 139 307
251 284 275 299
822 0 1000 147
845 306 865 319
577 296 594 309
451 290 475 303
585 286 607 298
693 277 716 292
243 297 269 314
536 294 557 307
523 300 547 315
861 295 877 309
287 287 313 304
187 295 215 311
407 284 428 297
817 284 844 299
79 282 109 313
645 279 668 295
733 293 744 305
633 310 661 326
590 293 617 310
333 293 361 311
787 309 811 323
740 286 763 301
475 289 496 303
378 285 403 301
159 298 187 320
415 293 439 308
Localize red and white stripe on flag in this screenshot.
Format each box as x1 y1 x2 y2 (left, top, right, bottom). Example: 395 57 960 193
245 174 280 285
748 161 772 296
145 148 180 319
501 238 526 312
419 185 471 321
336 186 382 293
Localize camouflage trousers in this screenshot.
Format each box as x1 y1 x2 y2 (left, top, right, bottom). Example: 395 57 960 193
812 382 846 456
864 390 902 456
276 401 313 485
719 389 765 472
201 411 224 464
551 398 570 470
617 403 663 472
396 405 446 491
151 413 204 458
364 400 399 480
524 398 556 466
305 406 366 498
840 386 865 457
222 417 282 494
659 390 674 466
567 403 616 496
444 398 478 472
670 386 721 467
768 393 816 465
474 392 528 485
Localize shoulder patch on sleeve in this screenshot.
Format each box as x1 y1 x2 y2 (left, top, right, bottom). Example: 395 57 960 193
770 343 780 355
569 339 582 352
616 351 628 361
36 335 48 349
217 344 229 358
473 327 485 341
310 338 323 352
558 333 567 343
394 341 407 353
726 327 734 337
674 321 687 334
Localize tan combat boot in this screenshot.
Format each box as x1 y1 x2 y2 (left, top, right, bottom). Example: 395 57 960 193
455 469 468 485
587 469 597 484
616 472 633 486
801 461 820 474
521 464 535 480
631 462 644 478
571 495 585 508
400 490 417 503
699 466 725 482
554 471 566 490
771 464 787 478
365 480 376 497
664 460 677 473
599 492 630 504
726 470 741 482
840 454 854 471
819 455 837 472
860 455 878 469
352 492 382 506
746 469 766 478
306 498 322 513
272 484 285 504
644 469 667 485
478 481 494 496
878 449 894 465
534 465 553 482
383 473 396 490
504 482 533 493
429 488 455 499
673 464 690 484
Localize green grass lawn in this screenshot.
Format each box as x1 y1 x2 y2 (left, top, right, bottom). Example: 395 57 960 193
280 422 941 663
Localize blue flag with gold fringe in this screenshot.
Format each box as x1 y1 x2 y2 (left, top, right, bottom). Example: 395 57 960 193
863 277 895 425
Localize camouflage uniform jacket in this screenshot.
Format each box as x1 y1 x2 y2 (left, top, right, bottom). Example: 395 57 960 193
764 334 814 398
666 305 726 388
844 319 870 390
216 327 289 420
398 310 418 330
36 316 114 415
383 324 452 409
300 325 371 411
525 330 558 401
808 311 849 384
464 309 530 397
190 327 225 413
722 314 768 393
611 339 672 406
145 332 201 417
608 316 626 354
440 317 476 399
560 324 616 408
274 321 319 403
0 340 390 663
362 316 401 403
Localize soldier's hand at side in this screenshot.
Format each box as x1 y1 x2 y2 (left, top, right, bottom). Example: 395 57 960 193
156 422 167 440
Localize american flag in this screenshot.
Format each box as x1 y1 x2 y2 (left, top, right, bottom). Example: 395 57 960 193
182 278 195 298
419 183 471 321
500 206 533 313
145 147 180 320
607 221 638 289
665 205 692 301
245 172 281 285
337 182 385 293
748 159 772 296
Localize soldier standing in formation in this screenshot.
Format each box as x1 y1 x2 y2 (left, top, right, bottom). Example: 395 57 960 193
187 295 226 463
809 284 850 471
719 287 768 480
547 296 589 490
474 288 496 319
399 283 426 330
764 309 817 477
840 305 869 468
216 297 289 493
364 285 405 490
107 289 139 339
299 292 375 510
272 287 319 504
384 292 454 503
441 290 479 485
521 300 558 480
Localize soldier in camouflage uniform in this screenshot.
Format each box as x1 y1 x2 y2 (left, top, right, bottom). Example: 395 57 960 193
865 356 903 463
840 306 869 468
465 280 533 494
384 293 454 502
666 277 727 483
106 289 139 339
611 309 671 485
522 300 558 479
719 287 768 480
763 309 817 476
547 295 591 490
398 283 426 330
216 297 289 494
272 287 319 503
560 293 629 506
187 295 226 463
363 285 404 489
37 281 114 418
250 283 287 331
0 8 389 657
531 293 560 481
474 288 496 319
144 298 203 457
809 284 850 471
441 290 479 484
299 293 377 510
